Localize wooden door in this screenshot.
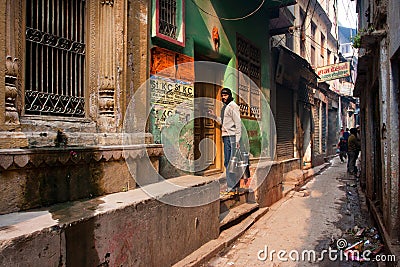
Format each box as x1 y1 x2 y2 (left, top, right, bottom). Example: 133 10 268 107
194 74 222 175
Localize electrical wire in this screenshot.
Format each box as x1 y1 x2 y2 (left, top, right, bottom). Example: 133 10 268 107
301 0 312 30
295 31 337 54
190 0 265 21
305 0 319 32
340 0 357 28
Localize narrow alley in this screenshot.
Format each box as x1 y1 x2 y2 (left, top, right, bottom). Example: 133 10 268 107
205 157 390 266
2 0 400 266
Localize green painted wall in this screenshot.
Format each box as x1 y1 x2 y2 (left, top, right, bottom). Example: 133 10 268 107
151 0 273 160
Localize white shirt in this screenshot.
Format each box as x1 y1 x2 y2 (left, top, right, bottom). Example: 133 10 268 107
216 101 242 142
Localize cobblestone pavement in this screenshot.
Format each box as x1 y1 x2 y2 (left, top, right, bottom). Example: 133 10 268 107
205 157 387 267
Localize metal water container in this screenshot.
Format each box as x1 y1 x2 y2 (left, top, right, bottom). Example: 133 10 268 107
241 152 249 164
227 156 238 173
241 151 251 179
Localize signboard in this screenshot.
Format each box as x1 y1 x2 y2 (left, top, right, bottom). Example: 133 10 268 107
316 62 350 82
149 75 194 144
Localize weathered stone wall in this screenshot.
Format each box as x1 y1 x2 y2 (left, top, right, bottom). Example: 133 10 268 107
281 158 301 174
380 36 400 238
0 177 220 267
388 0 400 58
0 145 163 215
386 2 400 238
313 153 327 167
253 161 283 208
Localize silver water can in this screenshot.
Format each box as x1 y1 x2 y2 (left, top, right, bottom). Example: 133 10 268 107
241 152 251 179
237 160 247 177
227 156 238 173
241 152 249 164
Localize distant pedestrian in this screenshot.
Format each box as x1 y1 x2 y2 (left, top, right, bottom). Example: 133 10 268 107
337 137 348 163
347 128 361 175
343 128 350 140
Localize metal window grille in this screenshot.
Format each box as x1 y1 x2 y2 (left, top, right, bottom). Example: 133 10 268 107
25 0 86 117
237 36 261 119
159 0 177 39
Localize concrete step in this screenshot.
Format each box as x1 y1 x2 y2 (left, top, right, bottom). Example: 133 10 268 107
282 181 297 196
219 202 259 232
219 189 254 214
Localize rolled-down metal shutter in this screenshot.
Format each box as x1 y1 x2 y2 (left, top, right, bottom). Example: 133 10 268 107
321 102 327 152
276 86 294 159
313 100 320 154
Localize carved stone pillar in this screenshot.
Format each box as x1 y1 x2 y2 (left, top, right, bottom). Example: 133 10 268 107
5 56 19 124
0 0 27 149
5 0 22 125
98 0 116 132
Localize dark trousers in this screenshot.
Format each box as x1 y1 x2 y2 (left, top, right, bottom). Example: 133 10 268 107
347 151 359 174
339 151 347 162
223 136 239 191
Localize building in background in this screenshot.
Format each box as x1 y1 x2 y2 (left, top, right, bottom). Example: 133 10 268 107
270 0 343 167
339 26 358 96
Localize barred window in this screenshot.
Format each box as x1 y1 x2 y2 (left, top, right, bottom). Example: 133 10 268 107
25 0 86 117
153 0 185 46
159 0 177 39
237 35 261 120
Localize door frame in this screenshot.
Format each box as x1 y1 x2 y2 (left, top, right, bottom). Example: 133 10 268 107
193 57 224 176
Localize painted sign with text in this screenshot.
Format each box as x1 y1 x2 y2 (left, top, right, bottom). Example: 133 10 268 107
149 75 194 144
316 62 350 82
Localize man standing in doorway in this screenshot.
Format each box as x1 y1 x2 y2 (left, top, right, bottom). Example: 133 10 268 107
209 88 242 192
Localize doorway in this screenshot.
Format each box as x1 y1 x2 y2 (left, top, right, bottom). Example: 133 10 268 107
193 63 223 175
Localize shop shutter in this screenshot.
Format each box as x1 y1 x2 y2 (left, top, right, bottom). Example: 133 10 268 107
313 101 320 154
321 102 327 152
276 86 294 159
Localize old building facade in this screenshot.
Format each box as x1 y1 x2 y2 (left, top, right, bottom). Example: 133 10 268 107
0 0 166 214
270 0 343 167
355 0 400 251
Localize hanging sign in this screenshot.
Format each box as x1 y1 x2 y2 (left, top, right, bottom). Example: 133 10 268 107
316 62 350 82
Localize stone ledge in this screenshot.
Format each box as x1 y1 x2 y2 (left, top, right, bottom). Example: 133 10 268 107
0 175 221 266
0 175 219 241
0 132 29 149
0 144 163 170
0 144 165 214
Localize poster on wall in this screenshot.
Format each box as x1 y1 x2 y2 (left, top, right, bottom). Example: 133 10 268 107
149 75 194 144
